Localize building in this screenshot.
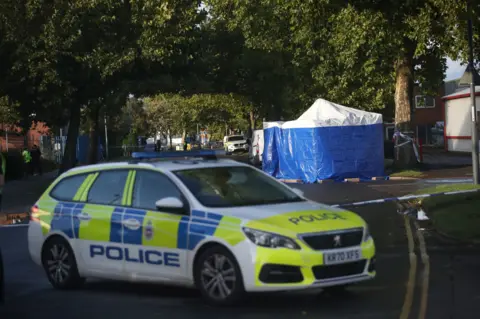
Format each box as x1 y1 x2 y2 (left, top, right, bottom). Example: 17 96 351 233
442 85 480 152
0 122 50 152
411 84 445 146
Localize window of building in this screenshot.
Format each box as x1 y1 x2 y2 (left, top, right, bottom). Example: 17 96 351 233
415 95 435 108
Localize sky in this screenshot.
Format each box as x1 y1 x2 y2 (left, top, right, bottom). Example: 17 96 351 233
445 58 466 81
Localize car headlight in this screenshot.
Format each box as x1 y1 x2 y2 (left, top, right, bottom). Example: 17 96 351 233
363 224 371 241
242 227 301 250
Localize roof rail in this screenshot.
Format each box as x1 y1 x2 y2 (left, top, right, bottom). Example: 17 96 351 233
130 150 226 161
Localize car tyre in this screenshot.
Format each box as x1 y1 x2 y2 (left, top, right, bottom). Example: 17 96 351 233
41 236 85 290
194 245 245 306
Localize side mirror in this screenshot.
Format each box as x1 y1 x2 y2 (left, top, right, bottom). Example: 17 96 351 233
155 197 185 212
291 188 305 197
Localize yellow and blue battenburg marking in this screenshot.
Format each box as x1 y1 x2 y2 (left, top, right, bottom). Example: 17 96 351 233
179 210 224 250
51 202 86 238
47 201 244 251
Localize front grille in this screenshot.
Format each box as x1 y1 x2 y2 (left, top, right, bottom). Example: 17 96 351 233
301 228 364 250
312 260 366 280
259 264 304 284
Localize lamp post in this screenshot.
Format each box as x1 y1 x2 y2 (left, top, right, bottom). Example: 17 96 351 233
458 1 480 184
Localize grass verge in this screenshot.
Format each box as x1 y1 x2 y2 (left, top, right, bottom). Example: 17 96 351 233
390 169 425 178
413 184 480 242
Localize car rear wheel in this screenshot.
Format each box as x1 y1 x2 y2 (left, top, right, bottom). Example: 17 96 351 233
42 236 85 290
194 245 245 306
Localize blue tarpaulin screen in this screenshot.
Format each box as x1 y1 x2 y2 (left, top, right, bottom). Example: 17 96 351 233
262 123 385 183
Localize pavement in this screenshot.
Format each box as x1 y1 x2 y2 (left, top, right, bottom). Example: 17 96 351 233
1 168 480 318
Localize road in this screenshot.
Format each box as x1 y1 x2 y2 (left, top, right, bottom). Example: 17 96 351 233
1 178 480 318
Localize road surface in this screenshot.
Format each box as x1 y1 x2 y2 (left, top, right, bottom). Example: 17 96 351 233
1 179 479 318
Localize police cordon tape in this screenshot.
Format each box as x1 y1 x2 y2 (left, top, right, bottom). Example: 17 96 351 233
1 188 479 228
330 188 480 208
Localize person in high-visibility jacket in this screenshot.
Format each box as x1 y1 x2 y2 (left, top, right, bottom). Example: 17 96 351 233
0 152 5 209
22 147 32 179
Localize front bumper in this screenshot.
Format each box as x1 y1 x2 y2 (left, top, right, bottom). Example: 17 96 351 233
227 145 249 152
235 238 376 292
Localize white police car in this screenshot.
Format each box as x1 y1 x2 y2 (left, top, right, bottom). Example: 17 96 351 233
28 150 375 305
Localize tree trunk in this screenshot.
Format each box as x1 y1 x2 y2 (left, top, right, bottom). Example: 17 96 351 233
87 107 100 164
59 104 81 174
168 128 172 149
248 110 255 138
394 47 417 168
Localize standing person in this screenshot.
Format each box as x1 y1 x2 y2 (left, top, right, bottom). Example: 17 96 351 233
22 147 32 178
30 144 42 176
0 152 6 210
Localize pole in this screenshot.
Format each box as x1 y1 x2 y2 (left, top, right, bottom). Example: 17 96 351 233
467 1 479 184
104 113 109 160
5 127 8 152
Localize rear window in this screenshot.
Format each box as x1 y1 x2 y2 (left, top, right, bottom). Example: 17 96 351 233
50 174 89 201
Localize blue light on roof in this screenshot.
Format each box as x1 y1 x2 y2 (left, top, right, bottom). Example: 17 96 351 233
131 150 226 159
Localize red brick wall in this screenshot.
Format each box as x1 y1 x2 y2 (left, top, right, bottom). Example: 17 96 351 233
413 85 445 126
0 122 51 151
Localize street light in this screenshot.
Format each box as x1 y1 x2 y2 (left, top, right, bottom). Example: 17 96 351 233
458 1 480 185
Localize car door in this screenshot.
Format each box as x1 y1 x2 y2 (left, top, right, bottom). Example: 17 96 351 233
123 168 190 281
75 169 130 276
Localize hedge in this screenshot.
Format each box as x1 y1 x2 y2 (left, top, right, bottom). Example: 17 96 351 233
2 151 58 181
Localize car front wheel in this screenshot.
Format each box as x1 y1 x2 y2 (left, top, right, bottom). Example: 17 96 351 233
194 245 245 306
41 236 85 290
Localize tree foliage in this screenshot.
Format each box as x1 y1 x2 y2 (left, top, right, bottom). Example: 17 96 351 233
143 93 251 141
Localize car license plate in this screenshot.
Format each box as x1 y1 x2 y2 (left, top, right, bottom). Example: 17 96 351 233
324 249 362 265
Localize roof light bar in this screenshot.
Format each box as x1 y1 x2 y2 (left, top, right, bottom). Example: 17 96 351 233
131 150 226 160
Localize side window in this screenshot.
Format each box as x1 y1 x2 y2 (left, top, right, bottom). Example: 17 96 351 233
87 170 129 206
132 170 183 211
50 174 88 201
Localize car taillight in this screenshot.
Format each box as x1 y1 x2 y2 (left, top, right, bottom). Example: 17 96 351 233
30 205 40 222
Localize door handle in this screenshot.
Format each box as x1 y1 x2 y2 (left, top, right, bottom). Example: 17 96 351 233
77 212 91 221
122 218 141 230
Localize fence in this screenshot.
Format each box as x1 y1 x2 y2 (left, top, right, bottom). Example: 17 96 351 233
1 131 161 165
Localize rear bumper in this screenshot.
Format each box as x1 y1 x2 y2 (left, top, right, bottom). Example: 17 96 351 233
27 221 43 267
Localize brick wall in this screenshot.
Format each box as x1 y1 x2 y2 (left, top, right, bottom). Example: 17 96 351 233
413 85 445 126
0 122 50 151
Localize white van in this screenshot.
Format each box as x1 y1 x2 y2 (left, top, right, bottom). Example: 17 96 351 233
248 129 264 166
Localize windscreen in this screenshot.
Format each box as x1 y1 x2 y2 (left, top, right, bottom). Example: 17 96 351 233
174 166 304 208
227 136 244 142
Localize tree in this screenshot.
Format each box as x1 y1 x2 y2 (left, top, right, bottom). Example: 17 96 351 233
0 0 205 171
194 18 312 129
143 93 251 145
206 0 466 166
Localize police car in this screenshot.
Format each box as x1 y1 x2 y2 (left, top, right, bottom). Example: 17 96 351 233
28 150 375 305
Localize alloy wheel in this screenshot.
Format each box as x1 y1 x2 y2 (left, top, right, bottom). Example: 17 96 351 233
46 243 71 284
200 253 237 300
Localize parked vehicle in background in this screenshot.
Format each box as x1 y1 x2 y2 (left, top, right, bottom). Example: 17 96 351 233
223 135 249 154
248 129 264 166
